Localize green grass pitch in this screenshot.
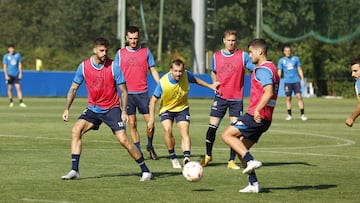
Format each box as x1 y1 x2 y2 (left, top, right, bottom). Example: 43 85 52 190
0 97 360 203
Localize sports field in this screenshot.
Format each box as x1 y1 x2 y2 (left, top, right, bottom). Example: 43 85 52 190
1 97 359 203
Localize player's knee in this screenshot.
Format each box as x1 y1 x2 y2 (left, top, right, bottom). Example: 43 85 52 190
162 126 172 135
71 127 82 140
220 131 231 143
128 119 137 128
116 132 129 146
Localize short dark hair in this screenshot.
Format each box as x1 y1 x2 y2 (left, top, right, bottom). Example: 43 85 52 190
171 59 184 68
93 37 109 47
282 44 291 51
127 26 140 34
351 56 360 66
8 44 15 48
248 38 268 55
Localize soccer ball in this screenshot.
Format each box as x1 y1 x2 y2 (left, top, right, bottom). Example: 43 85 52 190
182 161 203 182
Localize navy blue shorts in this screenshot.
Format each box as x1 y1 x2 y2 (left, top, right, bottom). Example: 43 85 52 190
231 113 271 142
6 76 20 85
209 96 243 118
78 107 126 134
160 108 190 123
284 82 302 96
127 92 150 115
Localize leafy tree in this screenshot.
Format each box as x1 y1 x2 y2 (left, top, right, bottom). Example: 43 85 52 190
1 0 359 97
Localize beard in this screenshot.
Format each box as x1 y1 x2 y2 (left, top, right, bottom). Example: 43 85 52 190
99 55 107 63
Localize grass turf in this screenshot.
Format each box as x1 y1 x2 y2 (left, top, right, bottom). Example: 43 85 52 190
0 97 359 203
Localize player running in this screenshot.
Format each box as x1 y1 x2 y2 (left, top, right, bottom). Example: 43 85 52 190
147 59 218 168
61 37 152 181
221 38 279 193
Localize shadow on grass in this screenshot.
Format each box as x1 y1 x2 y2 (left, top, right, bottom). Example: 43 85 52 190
78 171 182 180
192 189 215 192
195 161 315 168
143 154 204 161
261 184 337 192
263 161 316 167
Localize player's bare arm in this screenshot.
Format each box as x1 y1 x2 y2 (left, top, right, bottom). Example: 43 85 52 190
118 83 129 123
62 82 80 122
298 66 305 85
18 61 23 79
3 64 9 80
194 77 218 92
254 84 274 123
210 71 217 84
346 101 360 127
147 96 158 132
150 67 160 83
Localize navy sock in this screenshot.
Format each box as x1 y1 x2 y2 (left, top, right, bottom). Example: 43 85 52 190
135 156 149 173
71 154 80 172
168 149 177 159
300 109 305 115
134 142 142 154
9 98 13 103
147 127 154 147
183 150 191 159
147 137 153 147
229 148 236 161
287 109 292 115
243 152 254 162
249 172 258 184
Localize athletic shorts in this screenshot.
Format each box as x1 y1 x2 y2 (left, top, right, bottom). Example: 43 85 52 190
127 92 150 115
78 107 126 134
284 82 302 96
209 96 243 118
6 76 20 85
160 108 190 123
231 113 271 142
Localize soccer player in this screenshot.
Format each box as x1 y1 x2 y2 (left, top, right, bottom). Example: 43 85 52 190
147 59 218 168
61 37 152 181
2 44 27 108
221 38 279 193
346 56 360 127
200 29 255 170
114 26 160 160
277 44 307 121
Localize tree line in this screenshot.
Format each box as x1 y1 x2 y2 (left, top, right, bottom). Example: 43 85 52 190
1 0 359 97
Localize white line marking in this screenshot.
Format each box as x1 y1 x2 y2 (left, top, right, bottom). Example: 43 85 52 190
258 129 356 150
1 129 356 159
20 198 72 203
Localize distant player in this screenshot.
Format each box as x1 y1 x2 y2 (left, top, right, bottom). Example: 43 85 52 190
2 44 27 108
147 59 217 168
221 38 279 193
61 37 152 181
201 29 255 170
114 26 160 160
346 56 360 127
277 44 307 121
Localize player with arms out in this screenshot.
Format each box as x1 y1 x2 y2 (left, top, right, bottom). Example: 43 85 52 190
201 29 255 170
114 26 160 160
221 38 279 193
346 56 360 127
61 37 152 181
147 59 218 168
